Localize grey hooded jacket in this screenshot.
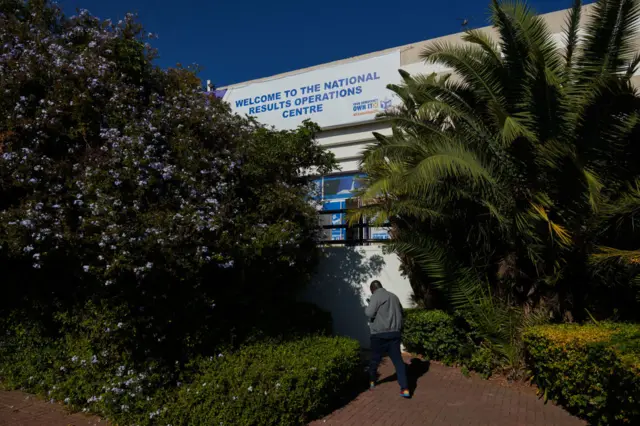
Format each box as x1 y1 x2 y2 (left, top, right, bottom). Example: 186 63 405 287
365 288 403 335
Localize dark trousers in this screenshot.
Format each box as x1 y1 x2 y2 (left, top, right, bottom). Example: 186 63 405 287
369 333 408 390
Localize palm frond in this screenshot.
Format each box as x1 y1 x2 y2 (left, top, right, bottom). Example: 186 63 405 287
597 179 640 237
590 245 640 264
583 167 604 213
528 202 573 247
420 41 508 122
490 0 563 107
563 0 583 71
462 29 504 67
625 52 640 77
579 0 640 77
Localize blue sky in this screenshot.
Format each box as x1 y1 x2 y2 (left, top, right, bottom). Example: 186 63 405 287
60 0 586 88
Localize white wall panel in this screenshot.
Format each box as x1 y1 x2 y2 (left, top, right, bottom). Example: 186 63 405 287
302 246 414 348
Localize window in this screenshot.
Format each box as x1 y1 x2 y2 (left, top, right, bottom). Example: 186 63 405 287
313 173 390 244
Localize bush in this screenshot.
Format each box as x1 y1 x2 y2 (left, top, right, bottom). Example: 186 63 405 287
0 0 335 361
465 345 496 379
0 318 177 425
0 318 361 426
402 309 468 364
524 323 640 425
163 336 362 426
402 308 501 377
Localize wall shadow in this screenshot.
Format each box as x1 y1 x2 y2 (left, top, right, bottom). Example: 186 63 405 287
302 246 385 347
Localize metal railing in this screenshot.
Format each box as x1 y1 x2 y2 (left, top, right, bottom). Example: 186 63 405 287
318 208 390 245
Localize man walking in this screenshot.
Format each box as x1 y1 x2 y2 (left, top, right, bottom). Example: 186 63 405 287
365 280 410 398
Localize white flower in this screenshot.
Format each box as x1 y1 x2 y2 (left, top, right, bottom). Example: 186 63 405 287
247 386 253 392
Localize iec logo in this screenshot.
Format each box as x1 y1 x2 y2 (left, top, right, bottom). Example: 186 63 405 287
380 98 392 111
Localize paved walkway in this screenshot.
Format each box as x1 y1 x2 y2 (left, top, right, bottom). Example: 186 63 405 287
0 391 108 426
309 356 585 426
1 357 585 426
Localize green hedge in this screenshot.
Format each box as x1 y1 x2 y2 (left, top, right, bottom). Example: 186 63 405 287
0 320 361 426
402 309 469 364
524 323 640 425
164 336 362 426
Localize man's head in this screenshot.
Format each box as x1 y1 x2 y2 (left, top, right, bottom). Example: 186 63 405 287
370 280 383 294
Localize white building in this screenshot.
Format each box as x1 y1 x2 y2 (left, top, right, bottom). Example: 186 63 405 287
208 3 634 346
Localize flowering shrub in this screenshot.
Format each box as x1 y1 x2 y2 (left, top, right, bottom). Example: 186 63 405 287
0 317 178 425
0 319 360 425
524 323 640 425
0 0 334 360
163 336 363 426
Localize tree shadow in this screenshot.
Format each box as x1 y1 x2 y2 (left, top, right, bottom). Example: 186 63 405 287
302 246 386 346
377 357 430 395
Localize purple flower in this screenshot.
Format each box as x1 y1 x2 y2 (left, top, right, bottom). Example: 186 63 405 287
220 260 234 269
20 219 34 228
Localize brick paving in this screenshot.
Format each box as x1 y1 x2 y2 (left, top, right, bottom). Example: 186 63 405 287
309 356 586 426
0 356 585 426
0 391 108 426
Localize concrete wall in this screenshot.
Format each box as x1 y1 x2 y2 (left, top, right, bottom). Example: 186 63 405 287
302 245 414 347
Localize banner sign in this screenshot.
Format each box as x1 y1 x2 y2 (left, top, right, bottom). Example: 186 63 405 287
222 51 401 130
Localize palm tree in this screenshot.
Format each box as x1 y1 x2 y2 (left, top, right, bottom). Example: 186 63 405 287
355 0 640 372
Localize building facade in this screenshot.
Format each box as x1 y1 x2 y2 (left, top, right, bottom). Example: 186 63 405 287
208 3 636 346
